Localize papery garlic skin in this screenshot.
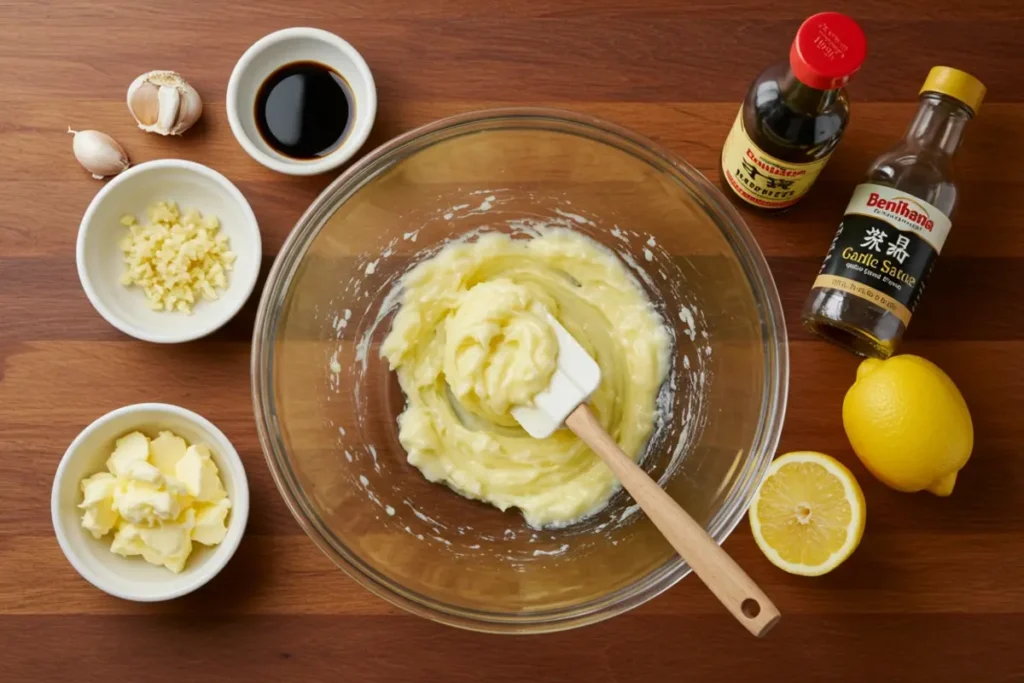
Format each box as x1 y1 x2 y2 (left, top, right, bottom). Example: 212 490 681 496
127 71 203 136
68 128 130 179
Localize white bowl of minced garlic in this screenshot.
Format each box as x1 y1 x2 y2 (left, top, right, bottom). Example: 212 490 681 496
51 403 249 601
76 159 261 343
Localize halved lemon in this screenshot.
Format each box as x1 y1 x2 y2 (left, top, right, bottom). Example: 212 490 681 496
749 451 866 576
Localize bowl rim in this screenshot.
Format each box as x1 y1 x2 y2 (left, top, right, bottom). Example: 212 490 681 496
50 402 250 602
251 107 789 633
75 158 262 344
225 26 378 176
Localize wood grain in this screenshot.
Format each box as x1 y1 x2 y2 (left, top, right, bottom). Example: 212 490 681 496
3 0 1024 680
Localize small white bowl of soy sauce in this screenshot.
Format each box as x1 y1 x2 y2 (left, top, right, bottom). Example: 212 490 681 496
227 27 377 176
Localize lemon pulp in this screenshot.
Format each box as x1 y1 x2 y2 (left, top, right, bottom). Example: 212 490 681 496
749 452 865 576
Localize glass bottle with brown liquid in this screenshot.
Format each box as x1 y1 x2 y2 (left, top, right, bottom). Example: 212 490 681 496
721 12 867 210
802 67 986 358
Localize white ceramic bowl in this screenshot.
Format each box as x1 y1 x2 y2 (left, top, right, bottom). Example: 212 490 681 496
51 403 250 602
226 27 377 175
76 159 261 343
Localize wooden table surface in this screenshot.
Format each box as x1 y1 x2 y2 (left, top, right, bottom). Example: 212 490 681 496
3 0 1023 680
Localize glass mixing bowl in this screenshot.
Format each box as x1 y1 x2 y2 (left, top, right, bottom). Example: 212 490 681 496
252 108 788 632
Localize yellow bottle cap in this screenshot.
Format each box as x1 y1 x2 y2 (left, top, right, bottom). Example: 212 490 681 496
920 66 986 115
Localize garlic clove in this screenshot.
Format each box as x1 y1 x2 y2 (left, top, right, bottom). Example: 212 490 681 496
127 80 161 126
156 85 181 133
126 70 203 136
68 128 130 180
177 86 204 135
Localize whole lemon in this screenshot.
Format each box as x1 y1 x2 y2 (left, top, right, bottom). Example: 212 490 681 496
843 354 972 496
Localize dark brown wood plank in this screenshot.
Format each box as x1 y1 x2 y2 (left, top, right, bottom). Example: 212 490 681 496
5 614 1024 682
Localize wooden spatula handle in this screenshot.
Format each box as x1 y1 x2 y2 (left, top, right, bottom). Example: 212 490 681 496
565 404 780 637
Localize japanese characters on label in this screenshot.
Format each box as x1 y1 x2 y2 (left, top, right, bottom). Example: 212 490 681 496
720 111 830 208
861 227 912 264
814 184 950 323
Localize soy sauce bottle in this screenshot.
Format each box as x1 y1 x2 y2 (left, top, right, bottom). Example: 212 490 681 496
721 12 867 210
802 67 986 358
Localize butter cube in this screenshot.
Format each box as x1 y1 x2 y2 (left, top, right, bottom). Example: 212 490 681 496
110 523 148 560
192 499 231 545
124 460 163 484
111 511 194 574
79 472 119 539
149 431 187 477
175 444 227 502
113 479 180 525
106 431 150 478
138 514 194 574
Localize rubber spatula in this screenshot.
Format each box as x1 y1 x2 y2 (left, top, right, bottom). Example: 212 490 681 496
512 314 781 637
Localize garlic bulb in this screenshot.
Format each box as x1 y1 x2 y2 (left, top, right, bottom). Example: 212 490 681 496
127 71 203 136
68 128 130 179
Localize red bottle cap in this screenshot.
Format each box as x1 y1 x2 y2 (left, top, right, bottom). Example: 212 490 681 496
789 12 867 90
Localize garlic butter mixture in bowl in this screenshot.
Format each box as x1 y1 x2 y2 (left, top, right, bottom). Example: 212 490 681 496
254 109 788 632
381 230 670 528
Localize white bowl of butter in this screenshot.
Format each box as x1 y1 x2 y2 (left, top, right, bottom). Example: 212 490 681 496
51 403 249 601
76 159 261 343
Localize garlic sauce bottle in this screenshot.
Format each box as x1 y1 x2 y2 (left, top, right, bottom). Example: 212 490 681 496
802 67 986 358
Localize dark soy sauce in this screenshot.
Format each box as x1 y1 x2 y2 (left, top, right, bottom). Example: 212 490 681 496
255 61 354 159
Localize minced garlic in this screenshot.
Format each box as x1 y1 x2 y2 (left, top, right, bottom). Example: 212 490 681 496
119 201 236 314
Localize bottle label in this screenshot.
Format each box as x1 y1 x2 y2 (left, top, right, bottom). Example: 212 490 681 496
813 183 952 325
721 110 831 208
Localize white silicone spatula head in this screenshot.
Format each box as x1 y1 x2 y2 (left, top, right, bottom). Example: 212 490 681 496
510 313 601 439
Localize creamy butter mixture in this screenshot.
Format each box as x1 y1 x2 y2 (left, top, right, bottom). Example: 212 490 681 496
381 229 670 528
